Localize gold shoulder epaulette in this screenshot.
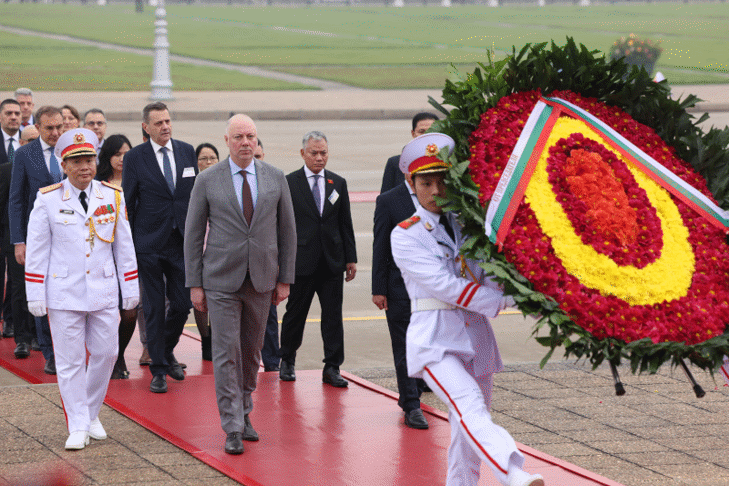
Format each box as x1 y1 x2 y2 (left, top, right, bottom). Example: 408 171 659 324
39 182 63 194
398 215 420 229
101 181 123 191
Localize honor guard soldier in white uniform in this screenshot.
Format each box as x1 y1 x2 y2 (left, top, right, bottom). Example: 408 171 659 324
391 133 544 486
25 128 139 450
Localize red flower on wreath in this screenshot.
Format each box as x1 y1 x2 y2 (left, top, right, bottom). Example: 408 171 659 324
469 89 729 345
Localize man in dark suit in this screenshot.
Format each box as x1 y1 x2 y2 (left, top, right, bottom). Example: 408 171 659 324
9 106 63 372
0 99 22 339
123 102 197 394
185 114 296 455
380 112 439 194
279 131 357 388
372 172 429 429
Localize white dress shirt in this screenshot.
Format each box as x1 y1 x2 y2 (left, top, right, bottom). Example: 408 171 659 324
40 138 56 174
229 157 258 211
2 128 19 158
405 179 420 209
150 139 176 187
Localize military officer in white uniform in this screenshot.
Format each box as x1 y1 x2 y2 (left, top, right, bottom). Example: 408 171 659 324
25 128 139 450
391 133 544 486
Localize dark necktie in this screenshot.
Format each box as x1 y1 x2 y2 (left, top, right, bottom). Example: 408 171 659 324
311 175 321 214
79 191 88 213
241 170 253 225
161 147 175 193
7 138 14 165
440 214 455 242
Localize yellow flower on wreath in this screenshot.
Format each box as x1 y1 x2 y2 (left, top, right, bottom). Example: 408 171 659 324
524 117 695 306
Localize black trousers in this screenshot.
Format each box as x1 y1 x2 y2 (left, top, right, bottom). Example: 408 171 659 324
137 230 191 378
386 298 422 412
6 252 33 346
260 303 280 369
2 255 12 330
279 266 344 369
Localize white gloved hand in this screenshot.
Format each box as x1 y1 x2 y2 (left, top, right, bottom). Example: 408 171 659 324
28 300 47 317
122 297 139 311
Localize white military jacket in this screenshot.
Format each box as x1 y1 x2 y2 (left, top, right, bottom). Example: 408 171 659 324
25 179 139 312
391 205 506 378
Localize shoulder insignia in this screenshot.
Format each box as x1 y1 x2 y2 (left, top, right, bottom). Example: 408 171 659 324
398 215 420 229
39 182 63 194
101 181 123 191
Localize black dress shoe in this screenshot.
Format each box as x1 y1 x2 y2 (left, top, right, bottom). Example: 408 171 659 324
2 326 13 338
224 432 244 455
44 357 56 375
31 338 40 351
404 408 429 429
279 361 295 381
167 362 185 381
14 342 30 359
110 363 129 380
263 363 280 372
150 375 167 393
322 367 348 388
243 414 259 441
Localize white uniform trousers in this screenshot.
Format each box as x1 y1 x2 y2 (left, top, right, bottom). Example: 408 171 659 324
48 307 119 434
423 354 524 486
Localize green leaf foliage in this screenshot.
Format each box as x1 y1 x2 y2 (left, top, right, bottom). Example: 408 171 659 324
430 37 729 375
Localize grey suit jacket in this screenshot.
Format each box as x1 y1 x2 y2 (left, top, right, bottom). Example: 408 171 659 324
184 157 297 294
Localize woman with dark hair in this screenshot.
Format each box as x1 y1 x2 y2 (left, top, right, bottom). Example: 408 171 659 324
97 134 131 186
196 142 219 172
60 105 81 134
193 142 220 361
97 134 137 379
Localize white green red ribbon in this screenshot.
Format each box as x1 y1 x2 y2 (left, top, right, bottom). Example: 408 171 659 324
484 96 729 248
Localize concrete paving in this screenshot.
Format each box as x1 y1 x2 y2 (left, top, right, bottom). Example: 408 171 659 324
1 86 729 485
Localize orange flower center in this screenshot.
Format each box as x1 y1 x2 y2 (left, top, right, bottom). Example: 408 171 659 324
564 149 638 245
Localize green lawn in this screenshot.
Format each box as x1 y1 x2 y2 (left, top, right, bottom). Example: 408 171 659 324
0 3 726 89
0 31 308 91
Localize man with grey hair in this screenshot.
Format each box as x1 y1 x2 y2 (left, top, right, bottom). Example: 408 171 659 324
279 131 357 388
14 88 34 130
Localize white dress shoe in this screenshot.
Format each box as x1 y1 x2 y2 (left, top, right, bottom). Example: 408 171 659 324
88 417 107 440
509 470 544 486
65 431 90 450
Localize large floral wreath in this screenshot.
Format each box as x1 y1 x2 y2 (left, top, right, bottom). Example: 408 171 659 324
429 39 729 374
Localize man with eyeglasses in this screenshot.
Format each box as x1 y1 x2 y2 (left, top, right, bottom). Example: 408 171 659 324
84 108 107 152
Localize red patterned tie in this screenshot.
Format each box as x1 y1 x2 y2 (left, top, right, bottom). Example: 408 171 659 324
241 171 253 225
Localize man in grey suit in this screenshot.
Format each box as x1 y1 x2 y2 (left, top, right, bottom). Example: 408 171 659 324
184 114 296 455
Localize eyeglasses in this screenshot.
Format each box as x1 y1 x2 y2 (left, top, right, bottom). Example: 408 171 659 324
85 121 106 127
198 156 218 162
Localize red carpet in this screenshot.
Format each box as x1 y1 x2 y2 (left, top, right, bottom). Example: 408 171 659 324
0 331 623 486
